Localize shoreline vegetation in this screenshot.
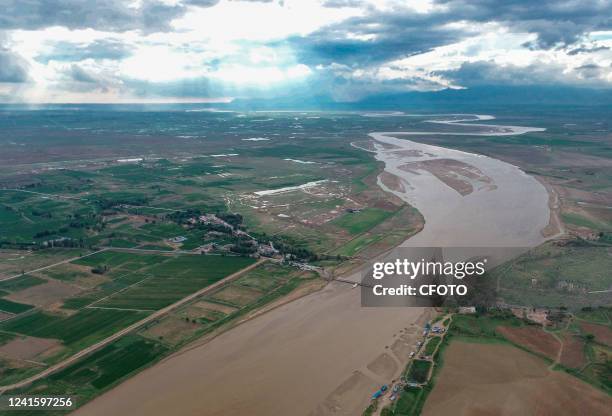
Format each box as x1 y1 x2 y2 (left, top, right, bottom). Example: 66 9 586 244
369 307 612 416
1 110 610 415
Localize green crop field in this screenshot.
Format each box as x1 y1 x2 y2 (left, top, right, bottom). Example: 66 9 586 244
490 241 612 309
450 313 523 341
331 208 395 235
0 275 46 292
42 266 90 282
92 255 255 310
0 191 95 243
562 213 612 231
575 307 611 325
73 251 160 268
334 234 384 256
393 386 427 416
0 309 148 350
423 336 441 356
50 335 167 390
407 360 431 383
0 298 34 314
233 263 290 291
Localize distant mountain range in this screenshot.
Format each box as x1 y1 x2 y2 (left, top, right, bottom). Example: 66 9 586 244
2 86 611 111
226 86 612 111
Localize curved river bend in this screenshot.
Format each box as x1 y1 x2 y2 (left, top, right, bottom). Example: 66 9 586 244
371 116 549 247
75 115 550 416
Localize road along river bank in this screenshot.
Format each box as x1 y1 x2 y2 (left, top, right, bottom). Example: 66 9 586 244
75 115 552 416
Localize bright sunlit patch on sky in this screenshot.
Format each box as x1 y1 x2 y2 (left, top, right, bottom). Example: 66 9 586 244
210 63 312 85
173 0 362 42
120 46 207 82
0 0 611 102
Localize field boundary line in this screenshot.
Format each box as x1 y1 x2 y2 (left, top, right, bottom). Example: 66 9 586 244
0 258 266 393
86 306 156 312
85 274 154 309
0 249 108 283
0 188 187 212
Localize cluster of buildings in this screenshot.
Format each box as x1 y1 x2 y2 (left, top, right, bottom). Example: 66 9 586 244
182 213 279 258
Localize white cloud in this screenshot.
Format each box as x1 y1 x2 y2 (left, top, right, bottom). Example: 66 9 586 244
209 63 311 85
354 23 612 89
173 0 361 42
2 0 611 102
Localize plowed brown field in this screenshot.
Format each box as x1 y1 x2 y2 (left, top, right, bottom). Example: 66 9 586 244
423 341 612 416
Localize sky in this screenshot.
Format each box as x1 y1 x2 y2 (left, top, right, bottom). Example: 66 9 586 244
1 0 611 103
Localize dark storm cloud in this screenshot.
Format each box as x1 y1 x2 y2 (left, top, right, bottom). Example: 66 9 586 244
289 10 469 67
60 64 119 93
436 61 551 86
68 64 97 83
437 60 608 87
292 0 611 70
436 0 612 48
37 39 133 63
0 0 216 32
0 47 29 83
575 63 607 79
567 45 610 55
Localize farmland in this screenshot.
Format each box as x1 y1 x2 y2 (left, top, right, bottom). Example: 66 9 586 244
417 309 612 415
0 261 322 412
2 309 147 350
1 111 426 412
422 336 441 356
407 360 431 384
138 261 322 348
490 240 612 310
375 308 612 416
331 208 394 235
0 250 256 388
1 107 611 414
0 109 433 265
422 340 611 416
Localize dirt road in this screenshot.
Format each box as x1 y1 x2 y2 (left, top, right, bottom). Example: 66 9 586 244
75 279 431 416
0 259 265 393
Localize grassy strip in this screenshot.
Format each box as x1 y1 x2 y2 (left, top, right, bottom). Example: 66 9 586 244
387 334 452 416
0 298 34 314
422 337 441 356
331 208 395 235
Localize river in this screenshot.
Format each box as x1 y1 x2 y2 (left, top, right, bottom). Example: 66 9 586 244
74 114 550 416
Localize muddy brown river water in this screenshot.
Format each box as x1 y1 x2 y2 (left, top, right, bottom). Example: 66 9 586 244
75 115 550 416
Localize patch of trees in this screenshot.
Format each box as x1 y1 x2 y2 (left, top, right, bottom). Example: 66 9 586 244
31 209 52 218
252 231 317 261
0 241 37 250
217 212 243 228
166 208 202 224
34 228 68 238
91 264 109 274
94 195 150 210
230 239 257 254
68 214 103 230
0 238 87 250
198 222 233 234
